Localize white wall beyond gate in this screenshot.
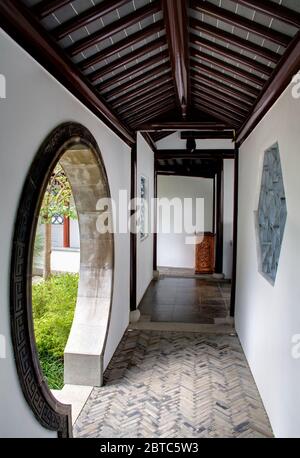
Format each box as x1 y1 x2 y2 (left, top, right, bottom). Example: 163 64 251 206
0 30 131 437
157 175 213 269
235 81 300 438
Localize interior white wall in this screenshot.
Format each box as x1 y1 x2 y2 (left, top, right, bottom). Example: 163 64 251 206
136 134 154 304
156 131 234 150
223 160 234 279
0 30 131 437
235 81 300 438
157 175 213 269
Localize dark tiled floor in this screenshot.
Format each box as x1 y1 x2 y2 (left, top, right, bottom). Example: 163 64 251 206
139 276 231 324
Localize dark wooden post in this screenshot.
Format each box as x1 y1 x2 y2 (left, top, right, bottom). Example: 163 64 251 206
130 144 137 311
63 217 70 248
153 170 158 272
230 147 239 317
214 160 224 275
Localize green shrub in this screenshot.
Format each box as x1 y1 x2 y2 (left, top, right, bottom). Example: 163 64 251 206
32 273 78 389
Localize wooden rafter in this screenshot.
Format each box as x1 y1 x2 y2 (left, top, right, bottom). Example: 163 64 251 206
0 0 134 146
88 37 166 82
191 0 290 47
192 89 248 116
191 48 266 87
191 72 255 105
162 0 190 118
117 85 174 114
192 83 249 112
190 18 280 64
53 0 130 40
190 34 273 76
67 0 161 56
79 21 165 71
33 0 70 18
104 64 171 100
192 61 260 97
112 77 173 108
96 51 169 92
235 0 300 28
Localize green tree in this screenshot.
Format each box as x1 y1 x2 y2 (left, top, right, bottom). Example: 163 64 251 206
39 163 77 280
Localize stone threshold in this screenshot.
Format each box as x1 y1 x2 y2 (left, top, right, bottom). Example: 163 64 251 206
52 384 93 425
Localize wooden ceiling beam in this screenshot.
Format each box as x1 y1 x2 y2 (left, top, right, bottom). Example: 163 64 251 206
53 0 130 40
112 76 172 107
194 103 240 128
130 105 176 129
32 0 70 19
237 30 300 145
191 49 266 87
191 71 254 105
192 61 260 97
190 18 280 64
162 0 190 118
194 98 245 123
192 81 250 111
67 0 161 56
190 33 272 76
0 0 134 146
125 95 176 123
181 131 234 140
191 0 290 47
156 150 235 159
96 50 169 92
117 85 174 114
138 122 228 131
88 36 166 82
235 0 300 28
79 21 165 71
192 89 249 119
104 63 170 100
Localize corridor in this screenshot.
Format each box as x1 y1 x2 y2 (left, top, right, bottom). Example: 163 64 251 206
74 330 273 438
139 276 231 323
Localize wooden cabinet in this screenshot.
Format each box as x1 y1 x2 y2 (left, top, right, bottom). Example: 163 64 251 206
195 232 215 274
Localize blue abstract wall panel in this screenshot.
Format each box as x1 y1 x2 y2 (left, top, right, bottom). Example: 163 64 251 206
257 143 287 284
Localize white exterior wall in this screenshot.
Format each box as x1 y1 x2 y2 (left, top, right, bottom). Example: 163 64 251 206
235 81 300 438
0 30 131 437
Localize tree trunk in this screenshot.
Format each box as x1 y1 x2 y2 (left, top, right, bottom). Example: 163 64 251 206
44 223 52 280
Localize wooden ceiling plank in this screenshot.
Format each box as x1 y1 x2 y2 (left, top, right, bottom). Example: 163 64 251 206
125 95 176 122
190 33 272 76
191 48 266 87
32 0 70 19
88 36 166 82
117 85 174 114
191 71 254 105
190 18 280 64
195 98 245 123
79 21 165 71
235 0 300 28
103 63 171 100
130 104 176 128
191 0 290 47
194 104 239 128
0 0 134 146
112 76 173 107
192 61 260 97
53 0 131 40
192 85 250 114
67 0 161 56
192 80 251 110
162 0 190 118
96 50 169 92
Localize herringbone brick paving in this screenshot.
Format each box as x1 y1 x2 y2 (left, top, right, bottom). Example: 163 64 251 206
74 330 273 438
